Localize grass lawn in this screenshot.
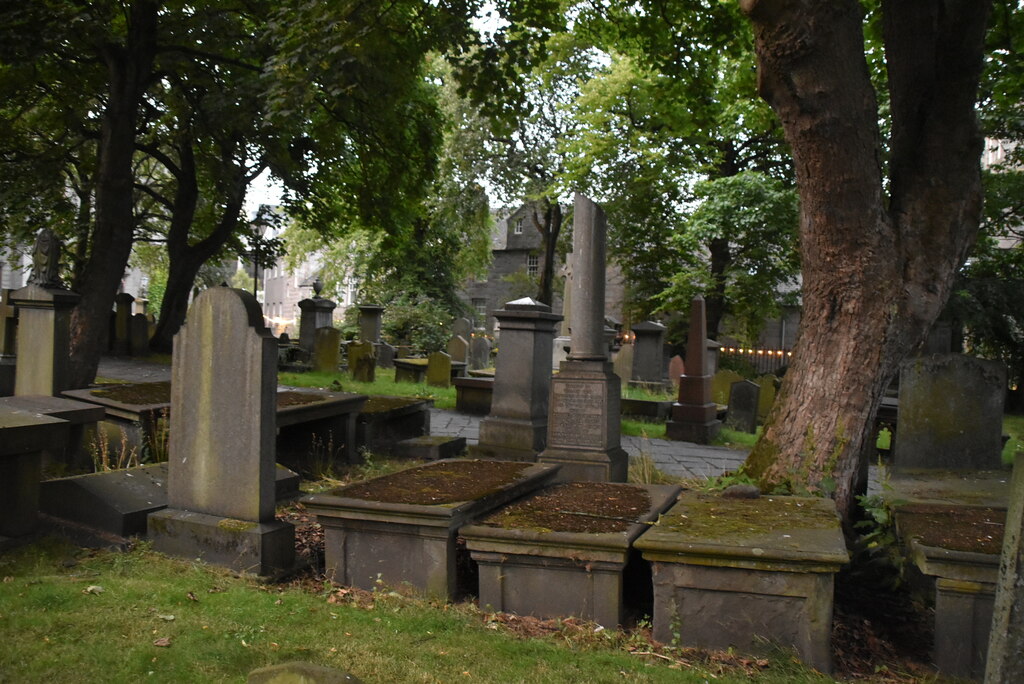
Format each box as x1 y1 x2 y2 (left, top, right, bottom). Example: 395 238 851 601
279 370 457 410
0 538 831 684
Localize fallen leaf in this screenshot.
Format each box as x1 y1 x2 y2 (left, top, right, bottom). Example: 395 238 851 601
157 615 175 622
186 592 198 602
153 637 171 647
83 585 105 595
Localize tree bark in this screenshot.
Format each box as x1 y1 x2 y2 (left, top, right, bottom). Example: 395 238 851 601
68 0 159 388
738 0 990 526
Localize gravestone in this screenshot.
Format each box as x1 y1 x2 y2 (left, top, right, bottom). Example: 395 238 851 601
113 292 134 355
1 407 70 543
538 195 628 482
347 341 376 383
297 280 336 353
667 355 685 391
612 343 634 385
446 334 468 364
711 369 744 406
357 304 384 344
376 341 396 369
130 313 149 356
665 297 721 444
469 332 492 370
894 353 1006 471
11 228 80 397
725 380 760 434
452 317 472 341
148 287 294 576
474 299 561 461
755 374 778 422
986 453 1024 683
426 351 452 388
0 289 16 396
631 320 666 384
313 327 342 374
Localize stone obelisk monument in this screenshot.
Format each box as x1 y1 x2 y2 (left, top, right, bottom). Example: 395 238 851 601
538 194 627 482
665 296 721 443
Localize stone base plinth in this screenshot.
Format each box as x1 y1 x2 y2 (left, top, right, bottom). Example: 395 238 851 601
665 417 721 443
395 435 466 461
634 492 848 673
538 446 628 483
148 508 295 577
476 416 547 462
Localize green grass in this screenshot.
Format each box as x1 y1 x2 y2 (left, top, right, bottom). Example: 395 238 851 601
279 370 457 410
713 426 760 450
0 538 832 684
1002 413 1024 465
620 419 667 439
621 385 675 402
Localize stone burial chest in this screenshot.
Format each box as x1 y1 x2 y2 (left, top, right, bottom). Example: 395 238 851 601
633 491 849 673
303 459 560 599
460 482 681 628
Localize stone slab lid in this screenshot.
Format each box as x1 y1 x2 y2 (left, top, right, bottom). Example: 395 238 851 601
505 297 549 311
634 491 849 571
0 407 69 455
302 459 561 527
0 395 105 424
631 320 666 333
461 483 681 561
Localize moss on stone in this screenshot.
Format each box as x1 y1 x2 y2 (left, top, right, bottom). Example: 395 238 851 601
217 518 258 533
660 493 838 539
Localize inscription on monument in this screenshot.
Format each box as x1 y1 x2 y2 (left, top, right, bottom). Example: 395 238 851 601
550 380 604 448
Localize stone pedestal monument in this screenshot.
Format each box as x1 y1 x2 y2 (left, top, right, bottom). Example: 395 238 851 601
474 298 561 461
665 297 721 443
148 287 294 576
538 195 627 482
631 320 667 386
357 304 384 344
297 279 336 354
11 229 80 397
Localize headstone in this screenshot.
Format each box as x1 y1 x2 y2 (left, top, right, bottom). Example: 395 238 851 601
667 355 685 391
130 313 149 356
474 299 561 461
347 340 376 383
426 351 452 388
894 353 1006 471
706 339 722 375
113 292 134 355
297 279 336 353
10 229 80 397
0 289 16 396
148 287 294 576
631 321 666 384
313 327 342 374
665 297 721 444
469 331 492 370
711 369 744 406
452 317 472 341
446 334 468 364
357 304 384 344
538 195 628 482
986 453 1024 683
376 341 396 369
612 343 634 384
725 380 760 434
755 374 778 422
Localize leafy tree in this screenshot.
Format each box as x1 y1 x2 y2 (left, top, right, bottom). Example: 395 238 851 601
736 0 992 525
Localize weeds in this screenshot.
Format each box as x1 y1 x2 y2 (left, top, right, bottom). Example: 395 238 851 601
90 424 140 472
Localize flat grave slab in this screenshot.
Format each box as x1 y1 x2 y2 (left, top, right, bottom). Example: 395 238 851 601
0 395 105 470
634 491 849 673
355 396 433 457
303 459 561 599
461 482 681 627
1 408 70 542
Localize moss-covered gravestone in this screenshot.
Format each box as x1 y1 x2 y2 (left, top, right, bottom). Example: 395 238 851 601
148 287 294 576
426 351 453 388
313 326 341 374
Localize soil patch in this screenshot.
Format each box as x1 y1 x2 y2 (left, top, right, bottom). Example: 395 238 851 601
896 503 1005 555
333 460 531 505
479 482 652 534
91 381 170 404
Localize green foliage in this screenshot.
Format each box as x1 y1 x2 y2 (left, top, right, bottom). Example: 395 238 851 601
380 295 454 353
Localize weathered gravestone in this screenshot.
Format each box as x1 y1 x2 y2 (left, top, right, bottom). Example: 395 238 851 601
11 228 80 397
130 313 149 356
452 317 472 341
725 380 760 434
113 292 134 355
475 298 561 461
667 355 685 391
313 327 342 374
446 334 468 364
469 332 492 370
755 374 778 423
894 353 1006 472
148 287 294 576
357 304 384 344
347 341 376 383
711 369 744 406
631 320 667 385
986 453 1024 684
539 194 627 482
376 341 396 369
426 351 453 388
298 280 336 354
665 297 721 444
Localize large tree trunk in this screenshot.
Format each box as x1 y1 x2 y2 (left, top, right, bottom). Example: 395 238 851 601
738 0 990 525
68 1 158 388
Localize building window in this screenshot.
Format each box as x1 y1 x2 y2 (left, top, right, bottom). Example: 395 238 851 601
472 298 487 324
513 217 524 235
527 254 539 277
